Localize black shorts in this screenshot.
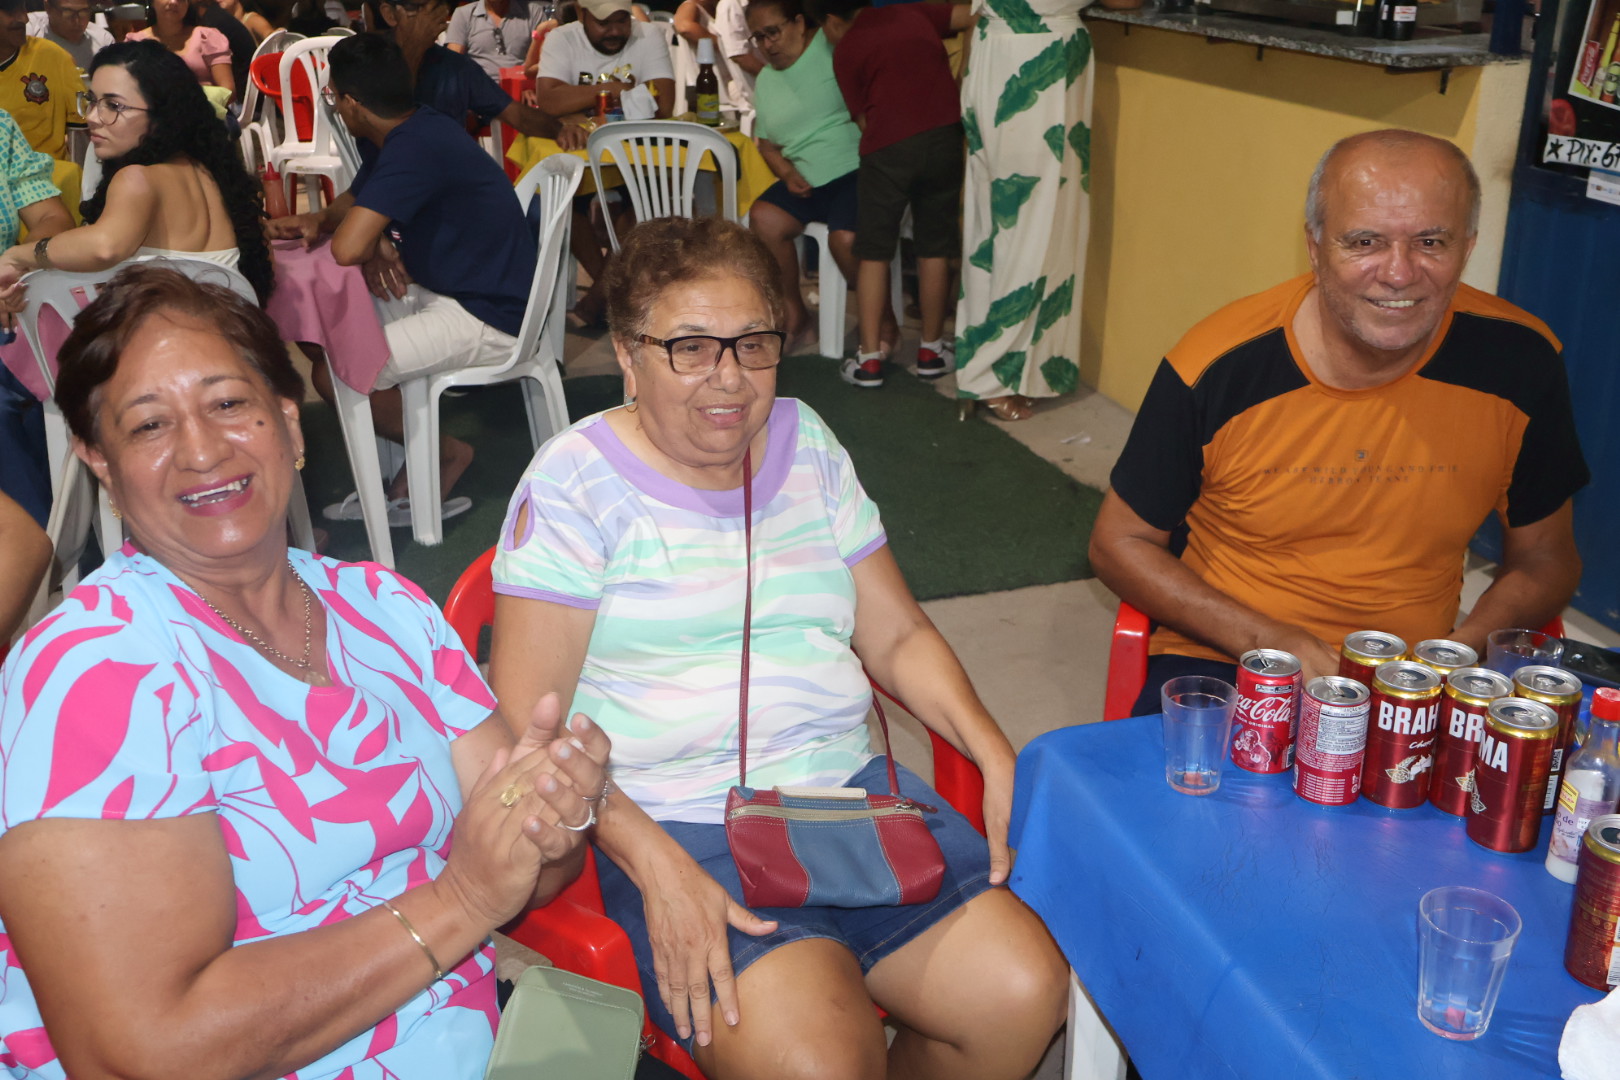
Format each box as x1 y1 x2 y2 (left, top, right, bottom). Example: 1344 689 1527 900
753 168 860 234
854 123 965 262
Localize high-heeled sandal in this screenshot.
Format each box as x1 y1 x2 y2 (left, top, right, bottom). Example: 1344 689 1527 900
959 395 1035 421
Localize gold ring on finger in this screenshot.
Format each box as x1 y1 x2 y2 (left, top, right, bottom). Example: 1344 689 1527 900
498 781 525 809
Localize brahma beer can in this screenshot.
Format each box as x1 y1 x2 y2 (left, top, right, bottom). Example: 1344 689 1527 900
1429 667 1513 816
1412 639 1479 680
1340 630 1407 686
1566 815 1620 991
1362 660 1442 809
1466 697 1558 853
1513 665 1584 814
1232 649 1302 773
1293 676 1371 806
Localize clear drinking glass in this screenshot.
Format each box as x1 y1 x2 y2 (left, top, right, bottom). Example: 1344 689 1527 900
1486 628 1564 676
1416 886 1521 1040
1160 676 1236 795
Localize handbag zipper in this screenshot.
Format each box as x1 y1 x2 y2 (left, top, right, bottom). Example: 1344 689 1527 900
729 803 934 822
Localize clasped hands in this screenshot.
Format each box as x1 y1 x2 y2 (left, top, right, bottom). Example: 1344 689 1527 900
439 692 613 928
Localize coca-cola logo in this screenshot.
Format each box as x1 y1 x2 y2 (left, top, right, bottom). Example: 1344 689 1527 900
1240 695 1293 725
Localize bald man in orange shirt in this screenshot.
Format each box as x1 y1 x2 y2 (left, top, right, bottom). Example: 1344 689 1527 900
1090 130 1588 715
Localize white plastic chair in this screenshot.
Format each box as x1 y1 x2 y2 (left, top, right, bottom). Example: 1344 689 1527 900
267 37 349 212
325 95 362 182
239 28 305 176
22 259 316 623
799 210 907 359
327 156 584 563
586 121 738 250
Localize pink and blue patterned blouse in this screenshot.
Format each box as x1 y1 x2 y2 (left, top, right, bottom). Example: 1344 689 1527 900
0 545 498 1080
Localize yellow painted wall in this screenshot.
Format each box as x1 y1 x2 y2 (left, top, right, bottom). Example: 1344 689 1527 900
1082 20 1506 410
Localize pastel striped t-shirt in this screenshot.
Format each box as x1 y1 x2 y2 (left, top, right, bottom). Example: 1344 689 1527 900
0 546 499 1080
493 398 884 824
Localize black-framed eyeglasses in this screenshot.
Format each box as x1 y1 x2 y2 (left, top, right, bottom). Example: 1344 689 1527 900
76 91 149 123
747 21 785 44
50 2 93 20
635 331 786 374
491 22 506 53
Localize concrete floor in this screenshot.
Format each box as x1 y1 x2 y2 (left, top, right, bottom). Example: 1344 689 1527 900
553 281 1618 1080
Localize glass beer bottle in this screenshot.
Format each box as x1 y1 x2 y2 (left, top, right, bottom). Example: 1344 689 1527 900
694 38 721 126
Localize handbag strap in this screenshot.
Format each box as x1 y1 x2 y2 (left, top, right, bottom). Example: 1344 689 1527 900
736 446 901 796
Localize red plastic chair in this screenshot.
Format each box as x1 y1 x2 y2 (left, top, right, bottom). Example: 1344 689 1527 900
250 53 315 142
1101 600 1569 723
443 545 988 1080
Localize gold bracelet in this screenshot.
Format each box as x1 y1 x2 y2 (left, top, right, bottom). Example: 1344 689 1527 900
381 898 444 982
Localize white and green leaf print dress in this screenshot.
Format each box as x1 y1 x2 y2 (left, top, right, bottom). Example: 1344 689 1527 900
954 0 1092 403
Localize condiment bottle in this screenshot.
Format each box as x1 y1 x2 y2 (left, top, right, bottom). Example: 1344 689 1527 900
694 38 720 126
1547 687 1620 883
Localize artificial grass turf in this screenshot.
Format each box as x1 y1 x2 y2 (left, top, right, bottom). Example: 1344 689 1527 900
297 356 1101 605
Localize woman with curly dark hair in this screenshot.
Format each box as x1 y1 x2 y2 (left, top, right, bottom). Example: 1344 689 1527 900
0 40 273 307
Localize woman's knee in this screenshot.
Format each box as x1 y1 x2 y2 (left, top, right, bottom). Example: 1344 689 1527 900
697 940 887 1080
748 202 801 244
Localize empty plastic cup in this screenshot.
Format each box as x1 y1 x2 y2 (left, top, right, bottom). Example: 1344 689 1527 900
1416 885 1521 1040
1485 628 1563 677
1160 676 1236 796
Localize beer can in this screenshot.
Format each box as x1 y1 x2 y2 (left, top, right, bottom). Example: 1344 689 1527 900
1466 697 1558 853
596 88 610 121
1362 660 1442 809
1340 630 1407 686
1293 676 1371 806
1429 667 1513 816
1232 649 1301 774
1566 814 1620 991
1411 639 1479 680
1514 665 1584 814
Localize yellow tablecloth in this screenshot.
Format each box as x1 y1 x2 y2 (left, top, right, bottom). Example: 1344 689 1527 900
507 124 776 217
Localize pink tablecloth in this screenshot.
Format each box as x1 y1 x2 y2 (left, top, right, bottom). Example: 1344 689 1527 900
267 240 392 394
1 305 76 402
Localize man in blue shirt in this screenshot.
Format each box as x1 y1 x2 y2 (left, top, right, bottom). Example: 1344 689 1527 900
268 33 541 523
371 0 588 148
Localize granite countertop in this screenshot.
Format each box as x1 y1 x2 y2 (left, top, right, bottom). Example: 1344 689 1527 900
1086 6 1522 68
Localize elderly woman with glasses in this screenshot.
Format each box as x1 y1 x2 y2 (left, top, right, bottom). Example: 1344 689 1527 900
0 41 273 306
488 216 1066 1080
0 264 612 1080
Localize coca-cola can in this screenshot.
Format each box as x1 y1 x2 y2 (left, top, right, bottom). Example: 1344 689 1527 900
1340 630 1407 686
1411 639 1479 680
1232 649 1301 773
1513 665 1584 815
1293 676 1371 806
1429 667 1513 816
1566 814 1620 991
1362 660 1442 809
1465 697 1558 853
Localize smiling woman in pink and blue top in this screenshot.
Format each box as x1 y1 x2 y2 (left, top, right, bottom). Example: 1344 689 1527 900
0 264 610 1080
488 216 1065 1080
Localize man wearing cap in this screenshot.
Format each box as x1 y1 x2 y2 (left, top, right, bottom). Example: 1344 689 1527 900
1090 130 1588 713
534 0 674 325
532 0 674 120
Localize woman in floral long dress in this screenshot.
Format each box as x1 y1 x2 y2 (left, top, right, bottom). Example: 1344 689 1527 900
954 0 1091 420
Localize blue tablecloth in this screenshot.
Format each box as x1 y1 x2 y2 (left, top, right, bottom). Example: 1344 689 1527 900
1008 718 1605 1080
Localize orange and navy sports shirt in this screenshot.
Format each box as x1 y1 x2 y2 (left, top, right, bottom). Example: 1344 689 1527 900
1111 274 1589 665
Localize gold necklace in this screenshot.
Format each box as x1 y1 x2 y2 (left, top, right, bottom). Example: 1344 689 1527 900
198 558 315 675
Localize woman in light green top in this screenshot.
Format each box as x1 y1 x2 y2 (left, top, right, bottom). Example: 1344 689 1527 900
746 0 895 352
